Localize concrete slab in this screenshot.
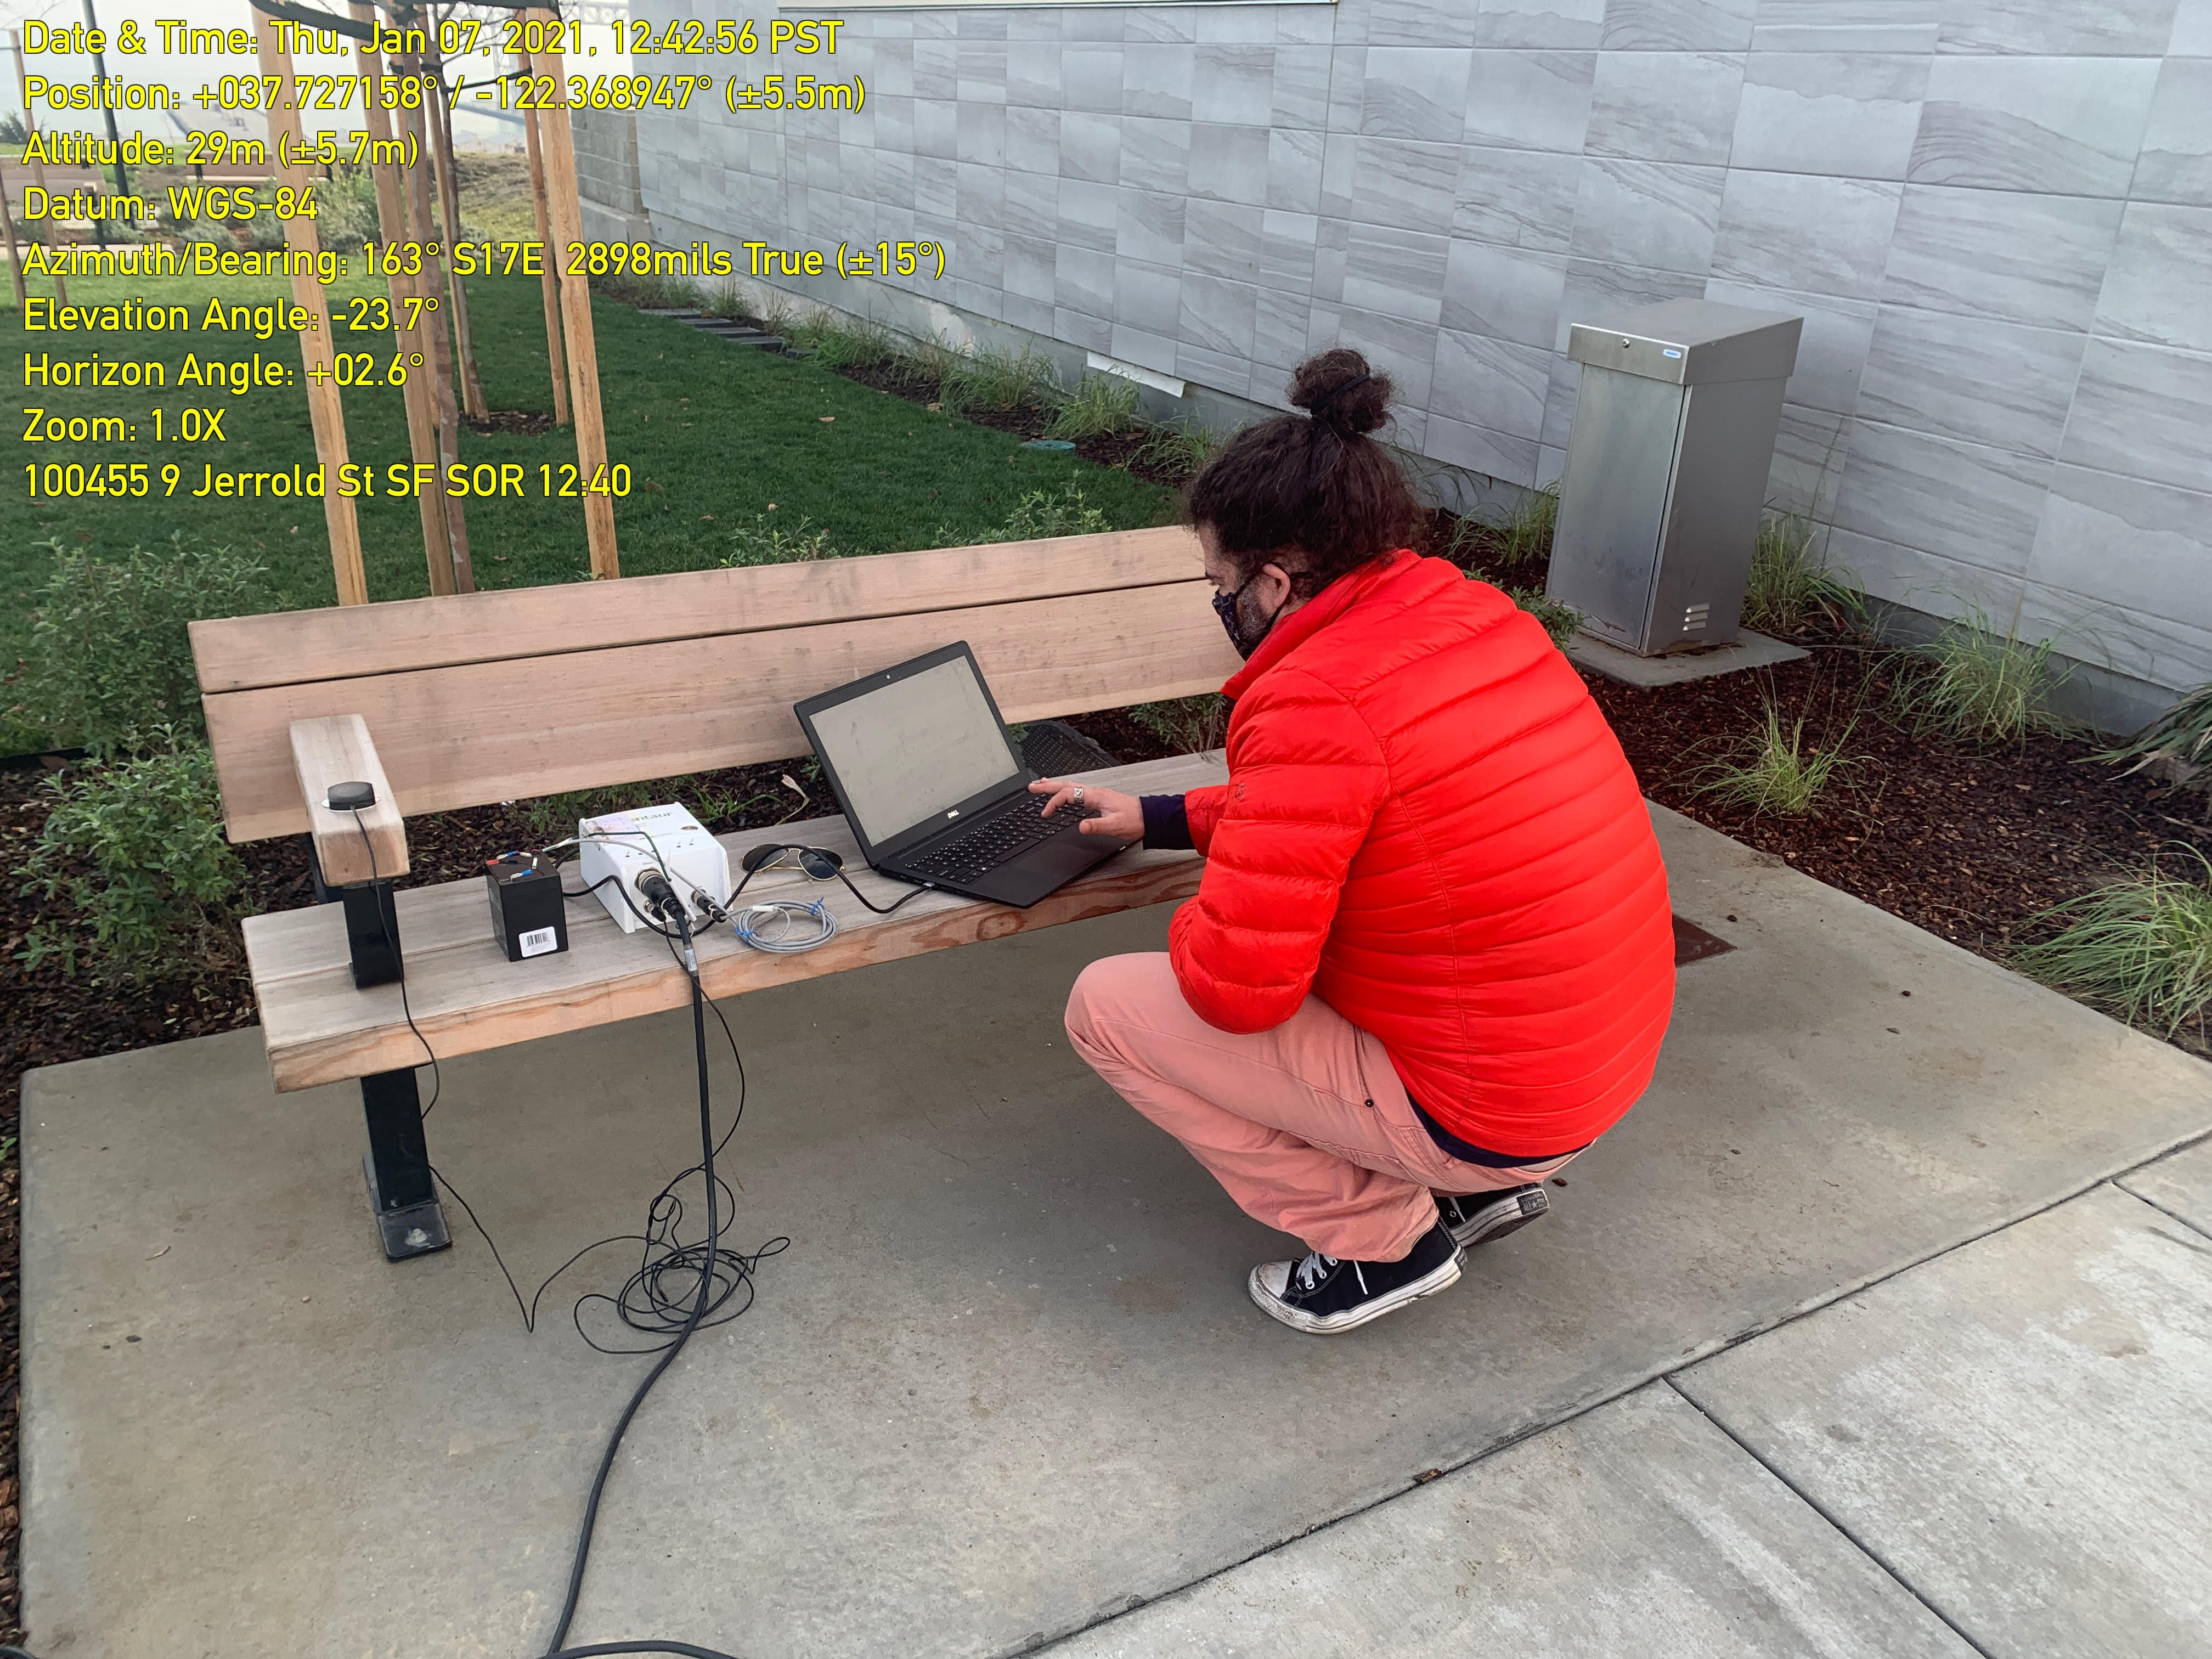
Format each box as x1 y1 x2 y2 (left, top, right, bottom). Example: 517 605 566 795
24 806 2212 1659
1044 1381 1973 1659
2118 1134 2212 1237
1676 1186 2212 1659
1565 627 1808 687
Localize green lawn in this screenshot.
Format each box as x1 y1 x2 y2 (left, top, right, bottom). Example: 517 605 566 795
3 271 1174 746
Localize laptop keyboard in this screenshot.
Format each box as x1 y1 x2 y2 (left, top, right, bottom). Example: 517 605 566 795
907 792 1076 885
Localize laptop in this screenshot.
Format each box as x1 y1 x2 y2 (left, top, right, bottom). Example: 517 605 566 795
793 642 1133 907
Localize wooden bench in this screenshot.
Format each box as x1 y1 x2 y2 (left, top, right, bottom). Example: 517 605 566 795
190 528 1240 1260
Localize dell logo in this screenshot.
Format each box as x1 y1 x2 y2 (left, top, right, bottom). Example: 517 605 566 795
947 809 960 818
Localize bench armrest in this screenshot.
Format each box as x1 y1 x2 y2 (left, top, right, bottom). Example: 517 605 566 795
291 714 410 885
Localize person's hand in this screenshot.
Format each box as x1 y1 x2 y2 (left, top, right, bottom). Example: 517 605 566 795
1030 777 1143 841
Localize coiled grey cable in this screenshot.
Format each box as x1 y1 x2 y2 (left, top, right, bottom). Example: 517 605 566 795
732 898 838 954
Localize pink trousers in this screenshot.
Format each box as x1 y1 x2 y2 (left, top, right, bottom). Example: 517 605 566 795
1064 952 1582 1262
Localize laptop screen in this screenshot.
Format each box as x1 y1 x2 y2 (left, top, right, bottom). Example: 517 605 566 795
803 655 1020 848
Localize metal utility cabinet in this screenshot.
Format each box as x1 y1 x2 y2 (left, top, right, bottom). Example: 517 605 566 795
1546 300 1803 656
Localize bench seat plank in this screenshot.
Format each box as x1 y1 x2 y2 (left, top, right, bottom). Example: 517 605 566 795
191 527 1205 693
208 584 1238 844
244 751 1227 1092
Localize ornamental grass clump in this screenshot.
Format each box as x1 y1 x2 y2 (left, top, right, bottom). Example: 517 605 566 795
1049 373 1144 442
1446 483 1559 572
1888 611 2073 746
2012 849 2212 1042
2097 682 2211 801
1695 699 1861 817
1743 513 1865 638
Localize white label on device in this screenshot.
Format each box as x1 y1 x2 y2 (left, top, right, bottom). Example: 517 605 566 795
518 926 560 958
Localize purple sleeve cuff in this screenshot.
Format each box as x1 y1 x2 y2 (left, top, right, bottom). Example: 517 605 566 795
1139 794 1193 851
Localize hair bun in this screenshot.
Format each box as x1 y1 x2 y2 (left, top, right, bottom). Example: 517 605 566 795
1289 349 1392 437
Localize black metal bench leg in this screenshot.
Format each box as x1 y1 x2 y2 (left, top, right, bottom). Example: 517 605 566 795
312 843 452 1262
361 1066 452 1261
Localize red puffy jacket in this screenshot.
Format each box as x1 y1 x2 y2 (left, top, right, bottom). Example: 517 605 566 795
1170 549 1674 1158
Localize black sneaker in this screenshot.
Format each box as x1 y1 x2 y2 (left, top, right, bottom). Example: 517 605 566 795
1436 1184 1550 1250
1248 1221 1463 1335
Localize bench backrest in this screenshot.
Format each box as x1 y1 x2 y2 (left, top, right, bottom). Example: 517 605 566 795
191 528 1236 844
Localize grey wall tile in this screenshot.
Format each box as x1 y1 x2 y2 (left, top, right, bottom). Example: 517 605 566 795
1109 323 1180 376
1056 242 1115 315
1197 43 1277 126
1005 106 1060 176
1934 0 2181 55
1058 111 1121 184
1475 0 1607 49
913 155 957 218
1602 0 1760 50
1125 9 1199 43
1114 259 1183 334
1825 527 2027 614
1569 159 1725 274
1361 47 1477 143
1057 177 1120 252
1858 306 2087 455
1465 49 1598 153
1731 52 1930 178
2059 336 2212 493
1063 9 1124 43
1313 216 1351 302
1055 304 1113 352
1189 123 1272 204
1344 224 1454 323
955 162 1004 229
1712 171 1903 298
2132 59 2212 205
1372 0 1480 47
1586 51 1747 164
1117 188 1186 266
2094 202 2212 352
955 224 1005 288
2177 0 2212 52
1883 185 2124 330
1003 232 1057 304
1330 304 1442 404
1327 44 1369 131
1321 131 1358 218
1833 419 2052 571
913 37 957 99
1003 165 1059 239
1457 146 1585 251
874 96 916 157
1767 403 1854 518
1702 277 1879 411
1122 42 1196 119
1179 273 1262 356
1543 352 1582 446
1427 414 1545 486
1433 328 1556 437
1007 13 1062 43
958 12 1010 40
2028 465 2212 636
872 41 916 99
1255 289 1315 374
956 41 1008 104
1176 341 1255 399
1261 208 1321 293
1557 256 1707 346
1349 138 1465 232
1063 47 1126 114
1277 7 1338 45
1538 442 1569 482
1272 46 1334 129
1267 128 1326 213
1006 43 1062 108
915 98 957 161
1186 199 1267 281
955 103 1006 169
1442 240 1570 346
1909 55 2159 198
1750 0 1943 53
1121 116 1193 195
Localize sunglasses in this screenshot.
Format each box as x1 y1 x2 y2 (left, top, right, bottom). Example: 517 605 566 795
739 843 846 882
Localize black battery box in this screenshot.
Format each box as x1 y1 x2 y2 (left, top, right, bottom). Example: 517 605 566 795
486 853 569 962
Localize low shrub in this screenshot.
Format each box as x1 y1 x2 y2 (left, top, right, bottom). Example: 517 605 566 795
1505 584 1580 648
721 512 838 567
21 534 279 756
16 738 247 978
2012 848 2212 1041
1695 700 1860 817
996 479 1110 541
1049 373 1144 442
1888 612 2073 746
1132 695 1230 755
1743 514 1865 638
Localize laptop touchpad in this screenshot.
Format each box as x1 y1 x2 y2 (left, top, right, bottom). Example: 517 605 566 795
1027 836 1115 881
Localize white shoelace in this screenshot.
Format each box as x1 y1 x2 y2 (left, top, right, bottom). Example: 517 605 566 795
1293 1253 1369 1296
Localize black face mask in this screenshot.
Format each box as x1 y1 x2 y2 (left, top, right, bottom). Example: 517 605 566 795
1213 574 1285 661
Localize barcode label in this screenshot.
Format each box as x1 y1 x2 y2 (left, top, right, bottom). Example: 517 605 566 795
518 926 560 958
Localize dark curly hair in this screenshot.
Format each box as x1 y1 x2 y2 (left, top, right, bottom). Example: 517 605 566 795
1184 349 1420 596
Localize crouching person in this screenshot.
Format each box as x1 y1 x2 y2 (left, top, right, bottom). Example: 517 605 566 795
1036 349 1676 1335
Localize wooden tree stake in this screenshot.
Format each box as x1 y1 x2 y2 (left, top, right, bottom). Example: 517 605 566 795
393 27 471 595
12 32 62 305
0 163 25 311
422 33 488 422
528 11 618 578
255 19 366 606
351 1 455 599
520 53 569 426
